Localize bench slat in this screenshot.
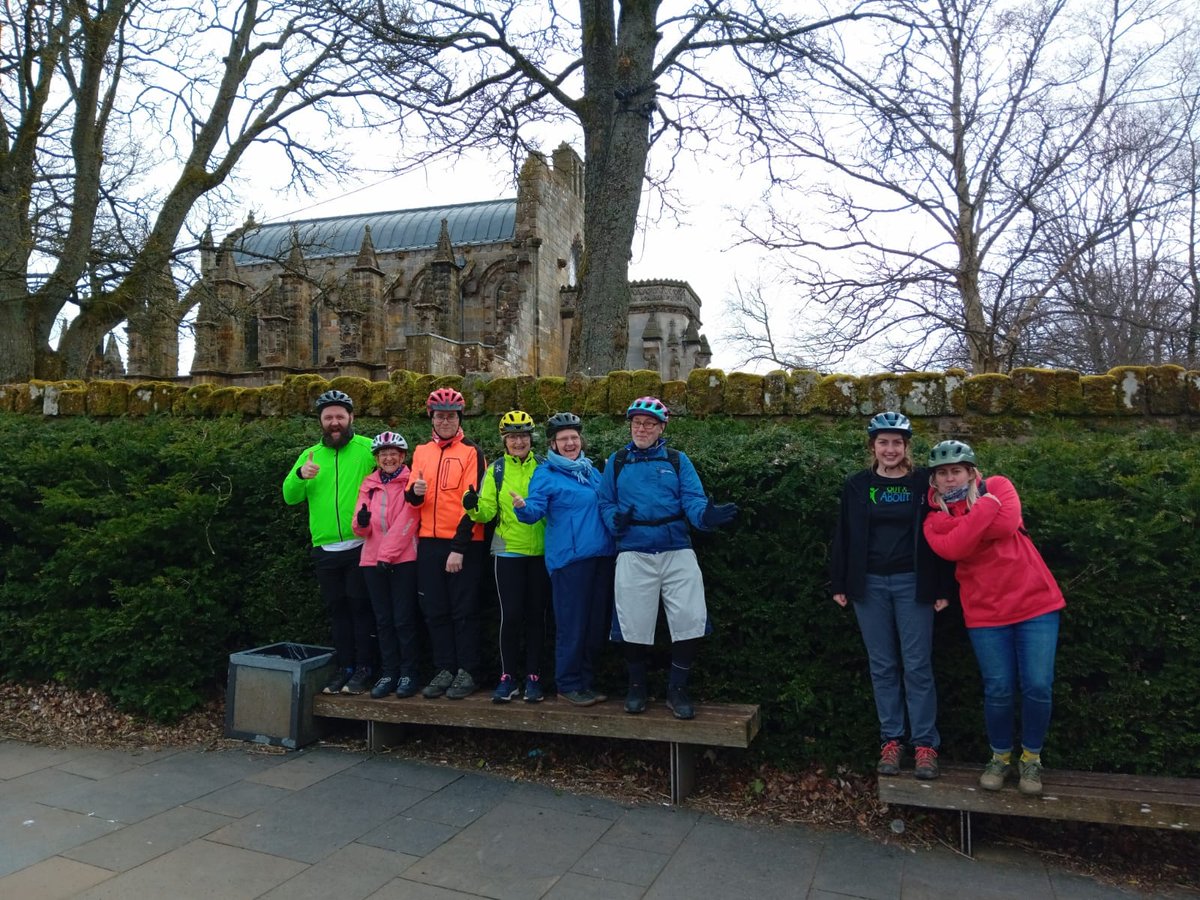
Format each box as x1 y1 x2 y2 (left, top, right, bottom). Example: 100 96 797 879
313 693 761 749
879 765 1200 831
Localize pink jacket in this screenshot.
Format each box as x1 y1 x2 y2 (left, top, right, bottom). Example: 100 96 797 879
352 467 419 566
923 475 1065 629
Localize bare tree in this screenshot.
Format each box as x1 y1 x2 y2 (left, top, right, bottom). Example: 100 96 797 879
343 0 887 375
0 0 377 382
721 279 817 370
742 0 1192 373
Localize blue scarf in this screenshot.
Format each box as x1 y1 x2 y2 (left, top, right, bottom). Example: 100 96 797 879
379 465 406 485
546 449 594 484
941 483 971 504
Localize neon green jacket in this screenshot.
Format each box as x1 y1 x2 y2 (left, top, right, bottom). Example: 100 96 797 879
282 434 377 547
466 452 545 556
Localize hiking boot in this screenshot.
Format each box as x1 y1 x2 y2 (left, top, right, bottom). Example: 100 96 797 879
394 676 418 698
523 674 544 703
666 685 695 720
422 669 455 698
445 668 477 700
624 682 647 714
914 746 940 781
559 689 599 707
370 675 396 699
979 755 1014 791
877 740 903 776
1018 757 1044 796
323 668 352 694
343 666 373 695
492 674 520 704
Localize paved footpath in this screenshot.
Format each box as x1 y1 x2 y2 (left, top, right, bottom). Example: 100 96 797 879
0 740 1189 899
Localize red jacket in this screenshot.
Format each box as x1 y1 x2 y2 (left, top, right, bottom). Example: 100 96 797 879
352 467 419 566
923 475 1065 629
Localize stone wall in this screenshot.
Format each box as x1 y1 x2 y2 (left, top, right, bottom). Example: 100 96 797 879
3 366 1197 426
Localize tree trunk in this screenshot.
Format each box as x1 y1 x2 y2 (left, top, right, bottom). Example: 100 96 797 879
568 0 659 375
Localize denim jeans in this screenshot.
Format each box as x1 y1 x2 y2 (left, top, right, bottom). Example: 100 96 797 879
967 610 1060 754
853 572 939 748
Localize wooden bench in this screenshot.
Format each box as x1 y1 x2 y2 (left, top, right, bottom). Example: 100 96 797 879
879 764 1200 855
313 692 760 803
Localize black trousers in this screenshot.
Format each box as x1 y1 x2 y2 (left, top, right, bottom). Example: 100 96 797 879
312 545 373 669
416 538 485 675
362 562 420 679
493 554 551 679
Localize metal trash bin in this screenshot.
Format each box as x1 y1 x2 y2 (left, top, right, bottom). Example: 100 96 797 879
225 642 334 749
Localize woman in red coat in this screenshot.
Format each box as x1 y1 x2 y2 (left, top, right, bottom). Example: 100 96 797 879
922 440 1065 797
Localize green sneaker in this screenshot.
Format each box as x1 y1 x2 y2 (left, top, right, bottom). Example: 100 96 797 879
979 755 1013 791
1018 757 1044 796
422 669 454 699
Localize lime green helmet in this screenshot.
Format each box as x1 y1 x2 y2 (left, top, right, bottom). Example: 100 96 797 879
499 410 535 434
928 440 976 468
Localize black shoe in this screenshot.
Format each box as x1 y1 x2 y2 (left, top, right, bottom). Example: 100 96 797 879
323 668 352 694
624 683 647 714
394 675 419 698
666 685 695 720
343 666 372 695
370 675 396 699
559 689 599 707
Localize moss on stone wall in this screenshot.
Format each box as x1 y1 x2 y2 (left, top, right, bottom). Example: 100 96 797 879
814 374 862 415
686 368 725 417
520 376 569 418
786 370 821 415
725 372 765 414
483 376 518 414
86 380 131 417
964 374 1013 414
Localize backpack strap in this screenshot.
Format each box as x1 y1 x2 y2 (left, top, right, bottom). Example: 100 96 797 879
613 448 685 527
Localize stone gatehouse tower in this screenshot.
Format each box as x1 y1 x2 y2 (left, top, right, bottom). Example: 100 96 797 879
158 144 711 384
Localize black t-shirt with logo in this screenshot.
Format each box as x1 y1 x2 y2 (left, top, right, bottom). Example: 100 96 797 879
866 473 916 575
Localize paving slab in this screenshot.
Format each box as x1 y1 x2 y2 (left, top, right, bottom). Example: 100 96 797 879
349 754 465 792
208 769 427 863
356 813 460 857
73 838 307 900
0 855 114 899
811 830 907 900
0 741 83 780
598 805 700 855
402 799 613 900
643 816 822 900
247 746 362 790
258 841 418 900
0 803 123 877
399 771 515 828
54 747 177 781
185 779 292 818
367 879 492 899
43 749 277 824
899 844 1052 899
571 838 670 887
506 780 626 820
62 804 234 872
543 871 646 899
0 767 96 806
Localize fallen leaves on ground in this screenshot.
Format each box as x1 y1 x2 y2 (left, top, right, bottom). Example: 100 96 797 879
1 681 1195 892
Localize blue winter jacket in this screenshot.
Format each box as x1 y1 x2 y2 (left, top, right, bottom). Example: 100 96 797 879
514 457 615 572
598 444 709 553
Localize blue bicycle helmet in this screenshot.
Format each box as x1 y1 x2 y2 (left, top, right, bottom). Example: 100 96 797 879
867 411 912 437
626 396 669 423
928 440 977 467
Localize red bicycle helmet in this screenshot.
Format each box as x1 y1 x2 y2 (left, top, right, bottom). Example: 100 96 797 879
426 387 465 415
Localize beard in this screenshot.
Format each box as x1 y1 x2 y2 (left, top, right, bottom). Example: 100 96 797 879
321 423 353 449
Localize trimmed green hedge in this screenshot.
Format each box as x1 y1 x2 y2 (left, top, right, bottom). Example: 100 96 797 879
1 413 1196 776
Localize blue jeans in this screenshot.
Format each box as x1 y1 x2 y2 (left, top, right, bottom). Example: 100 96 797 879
550 556 615 693
967 611 1060 754
853 573 938 748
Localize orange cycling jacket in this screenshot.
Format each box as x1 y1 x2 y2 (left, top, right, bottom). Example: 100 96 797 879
407 431 486 552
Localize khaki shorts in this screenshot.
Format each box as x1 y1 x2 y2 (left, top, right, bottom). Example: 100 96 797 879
613 549 707 644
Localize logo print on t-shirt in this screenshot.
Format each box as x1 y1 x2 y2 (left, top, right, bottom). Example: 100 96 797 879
871 485 912 504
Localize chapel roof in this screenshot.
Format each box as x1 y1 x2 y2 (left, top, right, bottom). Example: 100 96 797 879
231 198 517 267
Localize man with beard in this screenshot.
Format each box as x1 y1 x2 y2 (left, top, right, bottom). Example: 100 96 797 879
283 389 378 694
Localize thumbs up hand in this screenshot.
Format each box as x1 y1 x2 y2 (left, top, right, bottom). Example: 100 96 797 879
412 470 427 497
356 502 371 528
462 483 479 511
300 451 320 480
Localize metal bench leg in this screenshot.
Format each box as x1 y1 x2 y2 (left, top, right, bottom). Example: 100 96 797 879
367 720 406 752
959 810 973 857
670 743 696 804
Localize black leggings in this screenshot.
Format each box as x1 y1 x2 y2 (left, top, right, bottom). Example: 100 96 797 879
493 554 551 678
312 545 373 669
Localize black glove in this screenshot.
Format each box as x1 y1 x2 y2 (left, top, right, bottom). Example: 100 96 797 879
462 483 479 511
613 507 635 536
701 497 738 529
357 503 371 528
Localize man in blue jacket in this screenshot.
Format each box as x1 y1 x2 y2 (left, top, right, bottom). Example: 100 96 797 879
598 397 737 719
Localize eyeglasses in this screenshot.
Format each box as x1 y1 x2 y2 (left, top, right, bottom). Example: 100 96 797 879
630 420 663 431
431 412 459 422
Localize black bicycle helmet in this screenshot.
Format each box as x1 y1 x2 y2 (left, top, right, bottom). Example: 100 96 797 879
315 389 353 413
867 411 912 437
545 411 582 438
928 440 976 468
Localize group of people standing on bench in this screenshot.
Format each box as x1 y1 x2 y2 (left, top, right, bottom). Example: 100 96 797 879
830 412 1065 796
283 388 737 721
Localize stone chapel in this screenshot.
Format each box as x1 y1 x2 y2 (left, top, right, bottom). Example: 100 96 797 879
125 143 712 385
